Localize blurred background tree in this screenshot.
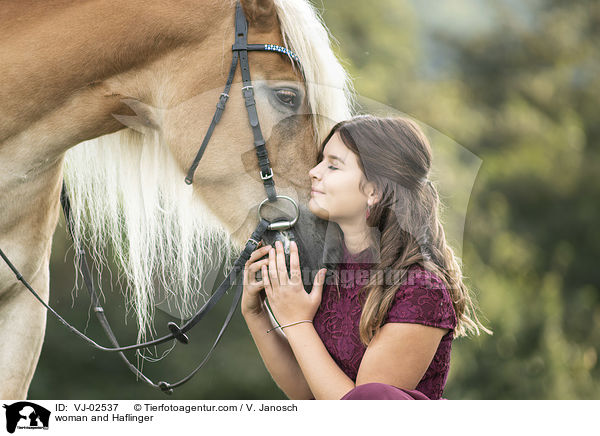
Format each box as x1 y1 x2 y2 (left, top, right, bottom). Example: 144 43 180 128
30 0 599 399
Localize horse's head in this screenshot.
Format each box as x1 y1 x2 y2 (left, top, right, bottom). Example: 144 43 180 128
64 0 352 328
118 0 349 283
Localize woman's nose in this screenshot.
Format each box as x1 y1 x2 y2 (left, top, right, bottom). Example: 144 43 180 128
310 160 326 179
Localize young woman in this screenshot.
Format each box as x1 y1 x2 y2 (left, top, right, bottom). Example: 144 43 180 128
241 115 491 400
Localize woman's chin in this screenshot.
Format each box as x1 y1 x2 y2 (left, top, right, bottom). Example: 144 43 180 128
308 198 330 220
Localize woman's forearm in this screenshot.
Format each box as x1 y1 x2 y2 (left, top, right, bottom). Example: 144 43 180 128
283 323 356 400
243 309 314 400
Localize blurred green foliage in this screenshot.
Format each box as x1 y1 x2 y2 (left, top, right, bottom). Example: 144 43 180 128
30 0 599 399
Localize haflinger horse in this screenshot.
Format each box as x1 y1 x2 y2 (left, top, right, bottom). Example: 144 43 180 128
0 0 353 399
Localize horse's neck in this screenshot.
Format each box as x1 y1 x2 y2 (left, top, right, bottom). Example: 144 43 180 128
0 0 229 154
0 0 231 278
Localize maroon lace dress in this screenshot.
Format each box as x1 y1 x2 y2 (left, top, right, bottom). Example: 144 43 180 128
312 242 457 400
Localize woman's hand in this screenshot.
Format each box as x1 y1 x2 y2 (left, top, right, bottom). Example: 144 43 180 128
241 242 272 318
262 240 327 326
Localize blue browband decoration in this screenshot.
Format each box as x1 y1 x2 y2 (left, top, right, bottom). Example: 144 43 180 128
262 44 301 63
246 43 301 65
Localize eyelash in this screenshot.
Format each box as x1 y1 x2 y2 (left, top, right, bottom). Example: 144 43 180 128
327 165 338 170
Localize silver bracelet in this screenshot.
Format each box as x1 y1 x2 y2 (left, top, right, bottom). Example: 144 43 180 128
266 320 313 333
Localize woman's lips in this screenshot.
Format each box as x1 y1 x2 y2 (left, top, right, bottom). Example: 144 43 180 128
311 189 323 195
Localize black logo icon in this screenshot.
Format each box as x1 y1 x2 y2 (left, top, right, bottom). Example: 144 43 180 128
3 402 51 433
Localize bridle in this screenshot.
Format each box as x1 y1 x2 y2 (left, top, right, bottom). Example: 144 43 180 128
0 2 303 394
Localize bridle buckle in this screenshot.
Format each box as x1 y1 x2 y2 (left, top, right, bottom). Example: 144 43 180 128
260 168 273 180
216 93 229 110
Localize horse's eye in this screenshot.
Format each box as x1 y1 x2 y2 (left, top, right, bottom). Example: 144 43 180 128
273 88 300 110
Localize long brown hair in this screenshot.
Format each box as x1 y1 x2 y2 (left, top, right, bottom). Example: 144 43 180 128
319 115 492 345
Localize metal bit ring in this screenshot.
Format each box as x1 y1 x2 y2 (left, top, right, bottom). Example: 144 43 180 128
258 195 299 231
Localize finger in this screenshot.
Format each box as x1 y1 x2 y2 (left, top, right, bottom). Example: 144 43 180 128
247 260 269 286
262 265 272 296
268 247 280 290
289 241 301 285
244 263 256 288
247 246 271 264
243 260 249 285
311 268 327 301
249 258 269 273
252 280 266 292
313 268 327 288
275 242 289 286
249 245 270 260
245 269 262 290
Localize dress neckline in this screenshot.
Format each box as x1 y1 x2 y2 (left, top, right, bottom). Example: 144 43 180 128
341 239 374 264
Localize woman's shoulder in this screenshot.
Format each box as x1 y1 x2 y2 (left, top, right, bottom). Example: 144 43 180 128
403 264 448 291
386 264 457 330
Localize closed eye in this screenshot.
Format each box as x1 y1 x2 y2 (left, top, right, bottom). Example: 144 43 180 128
327 165 338 170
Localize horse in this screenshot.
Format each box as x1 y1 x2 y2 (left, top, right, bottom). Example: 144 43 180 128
0 0 353 399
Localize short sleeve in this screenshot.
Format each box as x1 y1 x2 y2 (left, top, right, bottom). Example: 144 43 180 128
385 266 457 331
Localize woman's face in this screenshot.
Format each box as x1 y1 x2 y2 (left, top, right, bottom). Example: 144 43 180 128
308 132 370 224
